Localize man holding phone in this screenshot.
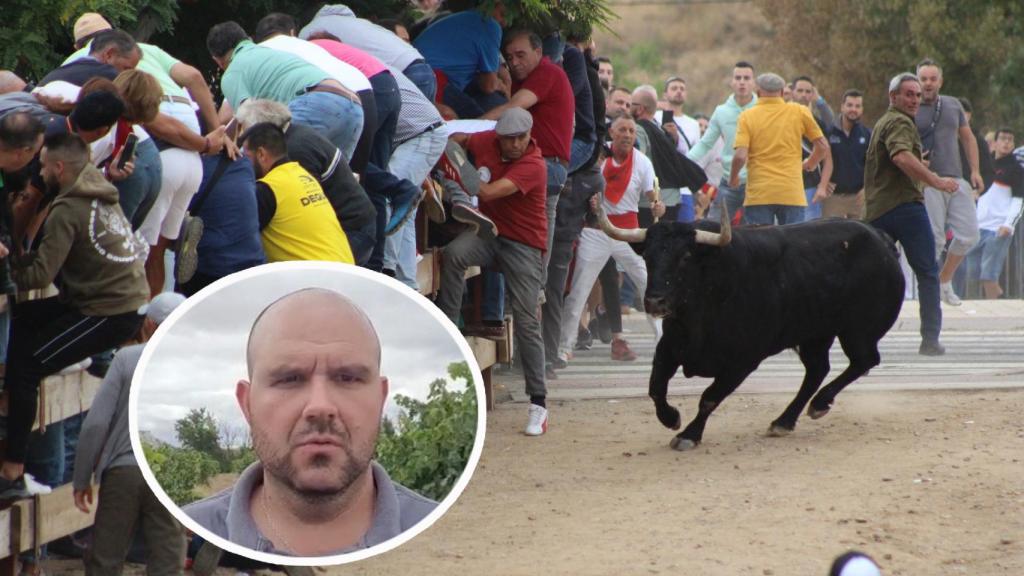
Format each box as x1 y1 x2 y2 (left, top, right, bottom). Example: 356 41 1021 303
914 58 982 306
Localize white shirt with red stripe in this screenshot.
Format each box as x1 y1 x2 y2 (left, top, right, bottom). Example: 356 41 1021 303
601 148 655 228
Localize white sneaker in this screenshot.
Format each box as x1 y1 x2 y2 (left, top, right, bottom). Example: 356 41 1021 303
940 282 962 306
525 404 548 436
22 473 52 495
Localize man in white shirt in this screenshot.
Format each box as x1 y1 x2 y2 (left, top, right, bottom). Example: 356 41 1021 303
558 116 663 364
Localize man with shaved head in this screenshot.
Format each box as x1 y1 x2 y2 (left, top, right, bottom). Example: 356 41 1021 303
630 85 707 224
185 288 436 556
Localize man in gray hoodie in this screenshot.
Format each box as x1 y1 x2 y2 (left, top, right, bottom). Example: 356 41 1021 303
299 5 437 101
73 292 188 575
0 132 149 500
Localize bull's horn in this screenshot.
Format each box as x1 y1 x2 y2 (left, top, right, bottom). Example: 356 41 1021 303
597 207 647 243
695 207 733 247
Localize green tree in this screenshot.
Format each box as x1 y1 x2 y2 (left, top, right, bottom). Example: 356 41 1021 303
175 407 222 456
375 361 478 502
754 0 1024 131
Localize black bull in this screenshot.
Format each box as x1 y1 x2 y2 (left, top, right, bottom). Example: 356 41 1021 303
599 211 905 451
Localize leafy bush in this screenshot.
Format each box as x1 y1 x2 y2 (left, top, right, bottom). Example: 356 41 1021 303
375 361 478 502
142 442 220 505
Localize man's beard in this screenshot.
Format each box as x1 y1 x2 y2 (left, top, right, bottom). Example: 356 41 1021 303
253 417 376 506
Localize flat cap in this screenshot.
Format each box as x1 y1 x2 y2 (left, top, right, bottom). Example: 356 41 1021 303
495 107 533 136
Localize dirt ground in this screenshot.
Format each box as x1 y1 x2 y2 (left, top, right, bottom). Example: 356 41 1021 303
43 389 1023 575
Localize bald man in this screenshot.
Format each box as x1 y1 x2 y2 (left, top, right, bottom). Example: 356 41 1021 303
185 288 436 556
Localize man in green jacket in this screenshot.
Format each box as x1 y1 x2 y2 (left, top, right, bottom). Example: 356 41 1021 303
687 61 758 223
0 132 149 499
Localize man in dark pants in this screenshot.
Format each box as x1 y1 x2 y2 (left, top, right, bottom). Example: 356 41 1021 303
864 73 959 357
73 292 188 575
437 108 549 436
0 132 148 498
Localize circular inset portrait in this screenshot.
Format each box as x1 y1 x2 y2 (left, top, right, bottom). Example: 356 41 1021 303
129 262 485 566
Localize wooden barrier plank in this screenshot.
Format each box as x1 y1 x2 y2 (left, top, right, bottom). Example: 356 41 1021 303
417 249 438 297
465 336 496 411
33 371 102 432
0 508 10 558
9 483 97 555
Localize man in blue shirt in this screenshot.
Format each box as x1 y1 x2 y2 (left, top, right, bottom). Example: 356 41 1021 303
414 8 508 118
824 89 871 219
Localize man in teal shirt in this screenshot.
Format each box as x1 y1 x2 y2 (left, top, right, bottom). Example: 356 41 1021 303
206 21 364 162
687 61 757 223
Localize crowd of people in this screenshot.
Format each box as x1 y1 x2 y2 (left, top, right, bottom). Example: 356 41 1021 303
0 1 1021 572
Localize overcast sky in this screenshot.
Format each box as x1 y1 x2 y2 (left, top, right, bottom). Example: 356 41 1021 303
133 263 473 447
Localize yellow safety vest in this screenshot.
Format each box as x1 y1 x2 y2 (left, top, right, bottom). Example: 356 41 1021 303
258 161 354 264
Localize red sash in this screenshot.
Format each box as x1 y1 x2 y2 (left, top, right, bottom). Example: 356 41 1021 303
603 150 633 205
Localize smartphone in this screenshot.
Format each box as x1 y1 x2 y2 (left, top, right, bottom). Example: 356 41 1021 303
117 134 138 170
662 109 674 125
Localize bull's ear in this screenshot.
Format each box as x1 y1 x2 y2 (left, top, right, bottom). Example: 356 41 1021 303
628 239 647 256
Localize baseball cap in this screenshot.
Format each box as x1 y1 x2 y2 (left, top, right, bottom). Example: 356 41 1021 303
495 107 533 136
73 13 113 44
138 292 187 325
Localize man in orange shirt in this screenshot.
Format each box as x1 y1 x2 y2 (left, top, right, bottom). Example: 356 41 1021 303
729 72 829 225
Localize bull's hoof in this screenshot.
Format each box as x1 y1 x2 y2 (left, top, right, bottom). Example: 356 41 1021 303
670 436 699 451
656 404 681 430
767 423 793 437
807 404 831 420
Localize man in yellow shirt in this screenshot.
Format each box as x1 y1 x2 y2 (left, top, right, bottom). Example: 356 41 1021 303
730 72 829 225
242 122 354 264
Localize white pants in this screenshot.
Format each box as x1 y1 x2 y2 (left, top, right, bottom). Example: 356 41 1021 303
138 101 202 245
558 228 661 355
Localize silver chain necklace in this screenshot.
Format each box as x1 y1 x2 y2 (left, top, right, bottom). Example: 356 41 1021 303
261 488 294 553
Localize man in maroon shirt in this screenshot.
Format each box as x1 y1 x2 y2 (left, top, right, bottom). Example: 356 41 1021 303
437 107 550 436
483 29 574 265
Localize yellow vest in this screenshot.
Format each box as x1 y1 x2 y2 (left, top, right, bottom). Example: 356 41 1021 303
258 161 354 264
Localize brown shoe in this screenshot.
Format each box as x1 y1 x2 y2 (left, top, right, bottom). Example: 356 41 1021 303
463 323 506 340
610 338 637 361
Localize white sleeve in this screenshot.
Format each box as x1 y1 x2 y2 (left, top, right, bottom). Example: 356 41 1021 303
640 154 656 192
1004 197 1024 233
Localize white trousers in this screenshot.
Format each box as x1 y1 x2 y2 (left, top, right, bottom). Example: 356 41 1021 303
558 228 662 356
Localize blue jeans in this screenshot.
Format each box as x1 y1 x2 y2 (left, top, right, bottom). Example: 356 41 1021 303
706 177 745 223
965 228 1012 282
804 187 822 220
288 91 364 164
402 60 438 102
568 137 595 175
676 194 696 223
871 202 941 342
369 72 401 168
347 220 377 267
744 204 806 225
482 270 505 322
443 81 508 118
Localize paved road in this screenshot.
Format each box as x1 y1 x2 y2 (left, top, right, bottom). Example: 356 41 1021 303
499 299 1024 402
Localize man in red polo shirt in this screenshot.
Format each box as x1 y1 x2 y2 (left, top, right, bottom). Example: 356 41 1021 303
483 29 574 266
437 107 550 436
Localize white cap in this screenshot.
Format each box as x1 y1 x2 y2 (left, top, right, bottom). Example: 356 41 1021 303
138 292 187 325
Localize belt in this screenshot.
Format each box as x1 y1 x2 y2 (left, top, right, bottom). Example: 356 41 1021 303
303 83 361 105
545 156 568 168
423 120 445 133
161 95 193 106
